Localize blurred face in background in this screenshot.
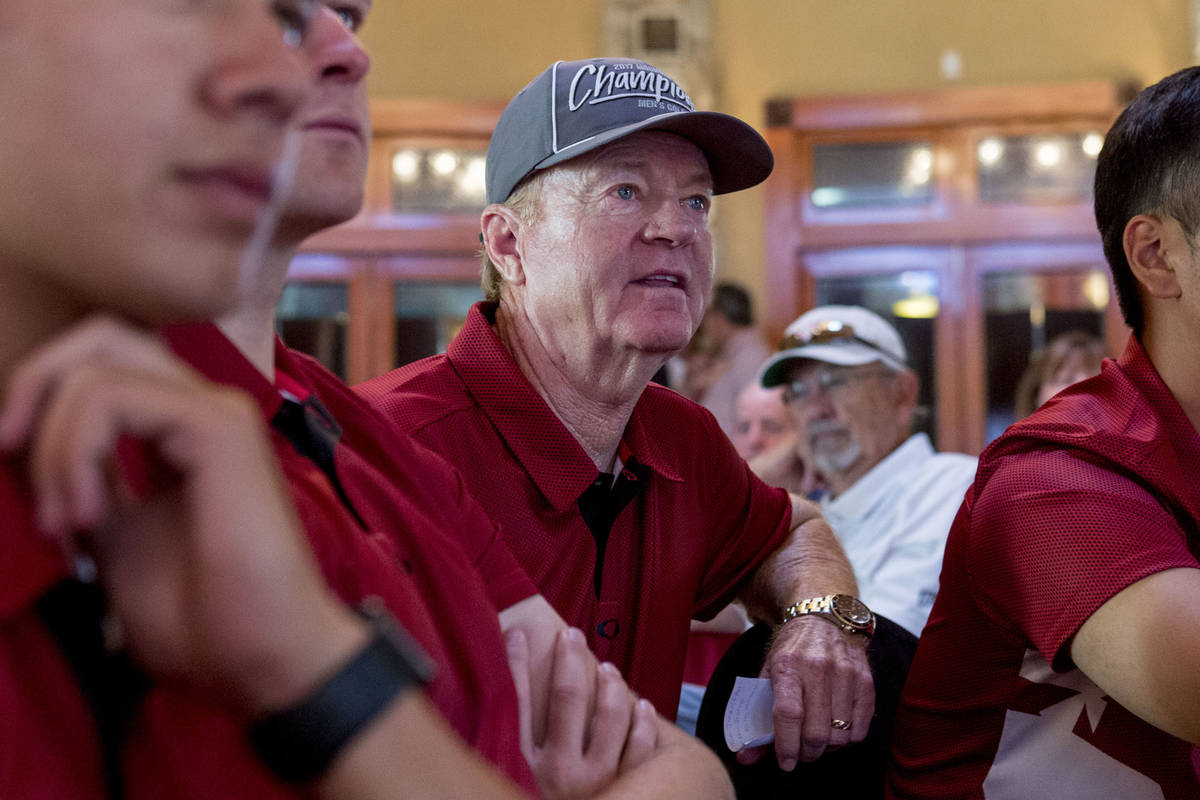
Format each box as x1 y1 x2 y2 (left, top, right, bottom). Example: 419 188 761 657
733 383 795 459
1037 348 1104 407
783 359 916 496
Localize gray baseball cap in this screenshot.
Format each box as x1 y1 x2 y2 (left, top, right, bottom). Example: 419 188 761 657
485 58 774 205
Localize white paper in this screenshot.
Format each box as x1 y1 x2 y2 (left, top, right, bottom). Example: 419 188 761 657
722 676 775 752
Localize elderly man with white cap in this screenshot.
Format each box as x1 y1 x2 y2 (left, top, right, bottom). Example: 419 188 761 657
759 305 977 637
361 58 874 771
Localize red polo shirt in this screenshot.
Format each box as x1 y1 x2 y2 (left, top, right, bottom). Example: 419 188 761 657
888 336 1200 799
358 302 792 717
165 322 537 792
0 323 538 799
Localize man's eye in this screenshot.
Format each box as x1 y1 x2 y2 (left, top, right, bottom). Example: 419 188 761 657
332 5 363 30
685 196 709 211
270 0 318 46
615 185 636 200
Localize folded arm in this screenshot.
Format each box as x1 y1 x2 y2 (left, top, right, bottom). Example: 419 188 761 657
499 595 733 800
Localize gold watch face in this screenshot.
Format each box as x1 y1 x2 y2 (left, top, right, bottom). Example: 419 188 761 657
831 594 872 627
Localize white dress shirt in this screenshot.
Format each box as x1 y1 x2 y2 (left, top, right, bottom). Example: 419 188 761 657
822 433 976 636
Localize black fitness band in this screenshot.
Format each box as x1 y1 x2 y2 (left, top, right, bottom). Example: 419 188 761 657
249 601 436 783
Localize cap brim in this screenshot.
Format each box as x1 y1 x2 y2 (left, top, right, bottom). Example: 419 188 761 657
759 344 903 387
530 110 774 196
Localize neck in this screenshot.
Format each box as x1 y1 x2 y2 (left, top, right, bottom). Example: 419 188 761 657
0 266 89 391
825 468 864 500
494 301 661 472
216 244 296 379
1141 315 1200 433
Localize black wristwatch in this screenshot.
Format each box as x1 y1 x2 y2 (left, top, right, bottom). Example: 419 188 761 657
782 593 876 638
249 599 436 783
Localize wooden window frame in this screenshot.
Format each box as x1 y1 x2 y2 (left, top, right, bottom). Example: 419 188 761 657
763 81 1133 454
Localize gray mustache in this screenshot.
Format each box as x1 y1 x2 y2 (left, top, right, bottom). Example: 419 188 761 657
808 419 848 439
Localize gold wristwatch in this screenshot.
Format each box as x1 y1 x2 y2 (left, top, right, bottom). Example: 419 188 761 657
782 594 875 638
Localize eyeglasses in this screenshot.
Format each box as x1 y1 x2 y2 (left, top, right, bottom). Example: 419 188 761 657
779 319 886 356
781 366 892 407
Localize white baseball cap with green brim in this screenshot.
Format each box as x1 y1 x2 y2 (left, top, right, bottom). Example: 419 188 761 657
759 305 909 388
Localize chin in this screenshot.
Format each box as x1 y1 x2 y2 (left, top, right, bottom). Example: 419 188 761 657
621 313 695 355
135 248 242 323
628 327 691 355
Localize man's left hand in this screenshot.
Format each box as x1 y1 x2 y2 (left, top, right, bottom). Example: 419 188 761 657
738 617 873 770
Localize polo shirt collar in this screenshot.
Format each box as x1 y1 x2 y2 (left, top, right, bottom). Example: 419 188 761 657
447 302 682 512
1115 335 1200 519
824 432 932 521
161 322 287 420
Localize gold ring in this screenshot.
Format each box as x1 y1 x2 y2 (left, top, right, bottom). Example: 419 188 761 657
831 718 852 730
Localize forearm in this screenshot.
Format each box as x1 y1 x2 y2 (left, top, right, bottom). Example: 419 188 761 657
318 692 528 800
498 595 568 744
594 722 733 800
690 603 749 634
740 494 857 624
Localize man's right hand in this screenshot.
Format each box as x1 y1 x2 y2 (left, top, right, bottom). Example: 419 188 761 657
0 315 365 714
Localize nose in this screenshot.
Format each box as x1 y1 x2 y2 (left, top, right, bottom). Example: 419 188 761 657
304 6 371 85
745 425 767 458
639 198 699 248
793 389 836 425
202 0 309 127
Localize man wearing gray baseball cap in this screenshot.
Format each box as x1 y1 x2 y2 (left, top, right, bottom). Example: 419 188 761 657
360 57 874 772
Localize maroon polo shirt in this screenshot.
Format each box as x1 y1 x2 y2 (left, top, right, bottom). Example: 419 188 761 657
0 452 324 799
358 301 793 717
165 322 537 792
888 336 1200 799
0 322 539 799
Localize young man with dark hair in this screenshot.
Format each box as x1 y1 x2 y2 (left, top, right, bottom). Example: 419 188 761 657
888 67 1200 798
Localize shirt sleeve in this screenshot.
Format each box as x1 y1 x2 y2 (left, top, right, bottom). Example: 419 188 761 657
968 447 1199 669
689 409 793 619
416 444 538 612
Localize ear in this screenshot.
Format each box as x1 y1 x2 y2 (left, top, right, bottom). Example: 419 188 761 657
892 368 921 415
1124 214 1183 300
481 204 526 287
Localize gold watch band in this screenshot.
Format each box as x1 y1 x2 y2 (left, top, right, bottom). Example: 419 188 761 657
781 593 875 637
782 594 834 622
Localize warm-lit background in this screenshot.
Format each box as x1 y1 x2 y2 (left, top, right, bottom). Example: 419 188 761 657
277 1 1195 454
359 0 1192 310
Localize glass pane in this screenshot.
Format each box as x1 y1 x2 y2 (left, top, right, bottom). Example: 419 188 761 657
976 131 1103 204
814 271 940 439
983 268 1110 442
393 281 484 367
276 282 349 379
391 147 487 213
811 141 935 208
